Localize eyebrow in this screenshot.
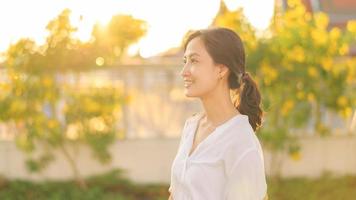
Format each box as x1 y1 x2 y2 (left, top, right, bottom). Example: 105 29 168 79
183 53 200 58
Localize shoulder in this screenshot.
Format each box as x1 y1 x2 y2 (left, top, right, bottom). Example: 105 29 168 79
224 117 257 150
222 119 263 173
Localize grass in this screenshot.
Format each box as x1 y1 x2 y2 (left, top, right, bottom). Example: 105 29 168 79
267 173 356 200
1 170 356 200
0 169 168 200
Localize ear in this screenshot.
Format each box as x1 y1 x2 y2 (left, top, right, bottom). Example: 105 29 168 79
217 64 229 78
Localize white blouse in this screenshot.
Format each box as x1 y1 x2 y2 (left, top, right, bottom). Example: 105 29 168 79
169 112 267 200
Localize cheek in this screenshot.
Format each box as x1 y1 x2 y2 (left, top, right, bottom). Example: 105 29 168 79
193 66 218 87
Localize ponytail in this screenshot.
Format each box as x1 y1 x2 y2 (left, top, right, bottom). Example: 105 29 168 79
234 72 263 132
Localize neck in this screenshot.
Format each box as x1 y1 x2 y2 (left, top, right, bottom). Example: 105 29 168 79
199 88 240 127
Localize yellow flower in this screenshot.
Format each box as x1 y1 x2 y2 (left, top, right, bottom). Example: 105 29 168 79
327 41 338 55
291 46 305 62
48 119 57 129
311 29 328 45
290 151 301 161
0 83 9 91
84 98 101 113
260 61 278 85
339 107 353 119
307 93 315 102
304 13 312 21
347 20 356 34
307 66 318 78
281 100 295 116
11 74 19 81
329 27 341 40
331 63 347 77
295 6 306 17
346 59 356 84
297 91 305 100
321 58 333 71
9 99 27 113
339 44 349 56
337 96 348 107
314 12 329 29
42 77 53 87
15 88 22 96
287 0 302 8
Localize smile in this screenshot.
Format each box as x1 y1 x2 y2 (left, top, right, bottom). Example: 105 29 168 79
184 80 194 88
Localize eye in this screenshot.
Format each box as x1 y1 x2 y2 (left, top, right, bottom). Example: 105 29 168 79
191 58 198 63
182 58 187 64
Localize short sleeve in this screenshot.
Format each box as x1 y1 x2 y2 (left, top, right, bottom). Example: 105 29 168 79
225 148 268 200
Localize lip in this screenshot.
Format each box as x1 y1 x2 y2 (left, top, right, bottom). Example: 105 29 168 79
183 78 194 88
184 82 193 88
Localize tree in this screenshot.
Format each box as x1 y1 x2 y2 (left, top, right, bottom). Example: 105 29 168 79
257 0 355 177
212 0 356 178
0 9 147 188
92 14 147 65
211 0 258 54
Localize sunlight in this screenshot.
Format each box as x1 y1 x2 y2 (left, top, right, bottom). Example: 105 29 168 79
0 0 275 58
225 0 275 30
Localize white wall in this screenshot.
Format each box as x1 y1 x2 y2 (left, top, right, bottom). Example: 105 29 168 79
1 136 356 183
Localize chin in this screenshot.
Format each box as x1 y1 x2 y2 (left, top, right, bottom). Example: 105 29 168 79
184 88 201 98
184 91 194 97
183 88 192 97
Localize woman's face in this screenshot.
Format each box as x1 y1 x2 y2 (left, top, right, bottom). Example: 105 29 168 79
180 37 222 98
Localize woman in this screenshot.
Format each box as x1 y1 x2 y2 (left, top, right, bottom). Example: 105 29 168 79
168 27 268 200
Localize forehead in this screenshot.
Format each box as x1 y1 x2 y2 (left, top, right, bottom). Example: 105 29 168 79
183 37 208 58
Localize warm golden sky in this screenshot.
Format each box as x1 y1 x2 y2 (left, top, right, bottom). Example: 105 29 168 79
0 0 274 58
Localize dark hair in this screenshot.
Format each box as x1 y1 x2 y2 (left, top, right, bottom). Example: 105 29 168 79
183 27 263 132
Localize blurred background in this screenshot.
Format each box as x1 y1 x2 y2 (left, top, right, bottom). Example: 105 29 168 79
0 0 355 199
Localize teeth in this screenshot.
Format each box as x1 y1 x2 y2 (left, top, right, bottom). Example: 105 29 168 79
184 82 193 87
184 79 194 87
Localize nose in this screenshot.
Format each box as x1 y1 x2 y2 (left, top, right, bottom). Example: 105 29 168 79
180 63 190 77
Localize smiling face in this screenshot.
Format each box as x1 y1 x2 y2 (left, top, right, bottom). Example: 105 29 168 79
180 37 223 98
